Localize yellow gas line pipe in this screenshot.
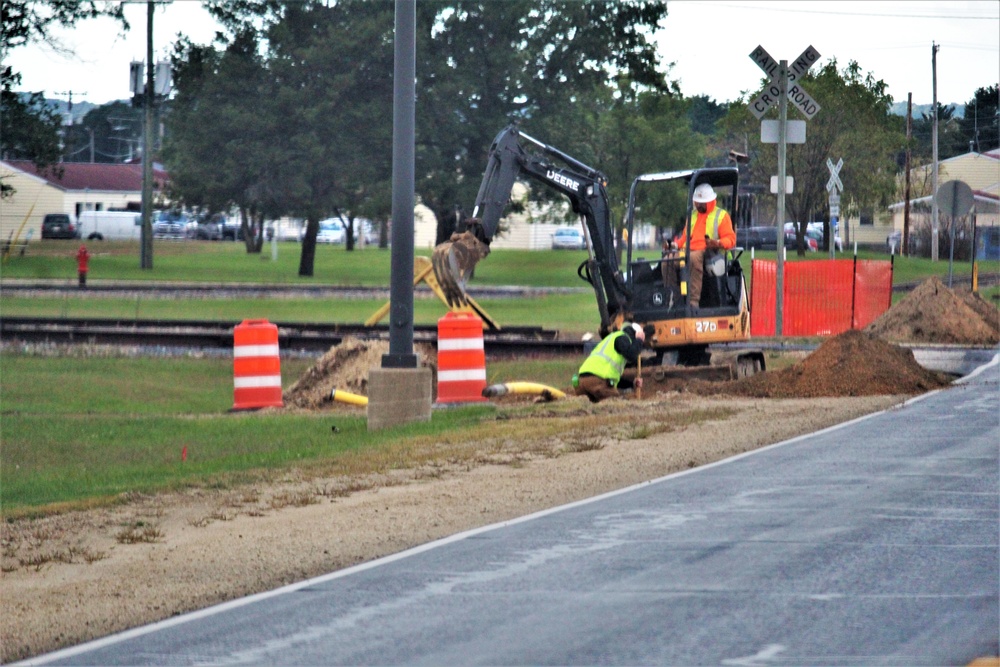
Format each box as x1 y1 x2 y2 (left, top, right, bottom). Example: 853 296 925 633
482 382 566 400
330 389 368 406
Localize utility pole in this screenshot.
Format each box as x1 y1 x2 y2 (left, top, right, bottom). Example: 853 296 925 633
931 42 940 262
904 93 912 256
53 90 88 121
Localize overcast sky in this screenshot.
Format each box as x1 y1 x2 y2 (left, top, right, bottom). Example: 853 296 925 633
7 0 999 110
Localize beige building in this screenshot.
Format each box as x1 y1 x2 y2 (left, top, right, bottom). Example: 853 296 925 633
886 149 1000 255
0 160 168 243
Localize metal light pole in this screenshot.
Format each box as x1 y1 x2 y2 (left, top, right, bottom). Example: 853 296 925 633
383 0 417 369
139 0 155 270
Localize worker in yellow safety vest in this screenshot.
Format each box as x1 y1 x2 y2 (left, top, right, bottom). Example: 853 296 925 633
574 323 645 403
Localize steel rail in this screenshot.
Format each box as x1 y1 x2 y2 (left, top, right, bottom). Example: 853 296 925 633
0 316 582 356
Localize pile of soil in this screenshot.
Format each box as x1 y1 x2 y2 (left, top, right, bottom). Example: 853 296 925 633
865 276 999 345
283 337 437 409
704 330 954 398
698 277 996 399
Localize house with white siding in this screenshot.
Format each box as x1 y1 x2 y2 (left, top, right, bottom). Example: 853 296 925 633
0 160 168 243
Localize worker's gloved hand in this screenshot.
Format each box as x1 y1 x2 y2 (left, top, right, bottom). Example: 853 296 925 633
705 238 722 250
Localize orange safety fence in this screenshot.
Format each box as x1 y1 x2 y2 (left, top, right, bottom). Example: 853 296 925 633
750 258 893 337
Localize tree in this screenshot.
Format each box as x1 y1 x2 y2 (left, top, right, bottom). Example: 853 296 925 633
580 81 704 238
167 1 668 269
718 59 903 255
1 1 127 189
262 1 394 273
412 1 669 241
911 102 968 162
162 31 276 253
959 84 999 153
169 1 395 268
0 86 63 197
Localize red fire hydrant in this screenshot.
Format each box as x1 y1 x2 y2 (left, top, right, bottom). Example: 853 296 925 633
76 245 90 288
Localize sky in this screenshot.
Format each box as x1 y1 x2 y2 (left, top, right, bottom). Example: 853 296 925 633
6 0 999 111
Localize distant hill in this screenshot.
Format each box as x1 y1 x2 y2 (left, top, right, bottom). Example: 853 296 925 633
891 101 965 119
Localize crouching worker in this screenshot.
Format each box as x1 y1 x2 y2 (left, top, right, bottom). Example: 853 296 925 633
574 322 645 403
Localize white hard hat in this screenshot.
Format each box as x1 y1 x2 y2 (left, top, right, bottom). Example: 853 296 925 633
630 322 645 341
692 183 717 203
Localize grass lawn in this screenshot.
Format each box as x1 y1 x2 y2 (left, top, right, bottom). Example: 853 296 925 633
4 240 996 323
1 352 582 515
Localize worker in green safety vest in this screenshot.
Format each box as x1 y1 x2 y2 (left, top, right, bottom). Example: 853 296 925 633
573 322 645 403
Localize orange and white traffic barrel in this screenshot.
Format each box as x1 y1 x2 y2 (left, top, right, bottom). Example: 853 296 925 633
232 319 283 410
436 312 487 403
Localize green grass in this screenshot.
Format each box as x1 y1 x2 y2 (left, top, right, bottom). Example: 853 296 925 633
0 353 512 513
0 352 582 514
5 241 996 325
0 292 602 333
1 240 594 288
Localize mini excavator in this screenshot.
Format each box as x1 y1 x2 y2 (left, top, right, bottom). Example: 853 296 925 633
432 125 764 378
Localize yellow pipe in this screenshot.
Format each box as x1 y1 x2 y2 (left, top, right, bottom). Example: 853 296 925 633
482 382 566 400
330 389 368 406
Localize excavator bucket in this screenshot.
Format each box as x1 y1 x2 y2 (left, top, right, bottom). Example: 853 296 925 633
431 230 491 307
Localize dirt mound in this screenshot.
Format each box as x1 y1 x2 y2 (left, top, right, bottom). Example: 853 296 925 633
959 290 1000 336
865 276 999 345
283 338 437 409
703 330 953 398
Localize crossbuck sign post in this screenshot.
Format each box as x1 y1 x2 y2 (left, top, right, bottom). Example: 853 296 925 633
827 157 843 259
749 44 821 337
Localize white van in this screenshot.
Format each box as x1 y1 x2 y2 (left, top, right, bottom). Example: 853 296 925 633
78 211 142 241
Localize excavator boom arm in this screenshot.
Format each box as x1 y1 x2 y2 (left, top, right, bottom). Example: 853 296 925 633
433 126 628 329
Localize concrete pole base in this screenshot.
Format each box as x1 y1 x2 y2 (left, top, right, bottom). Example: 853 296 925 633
367 367 433 431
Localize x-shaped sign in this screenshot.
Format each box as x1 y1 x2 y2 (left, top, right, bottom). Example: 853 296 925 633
826 157 844 193
748 45 822 121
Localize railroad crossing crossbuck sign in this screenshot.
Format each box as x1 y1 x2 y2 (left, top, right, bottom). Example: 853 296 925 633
749 45 822 120
827 158 843 217
826 158 843 193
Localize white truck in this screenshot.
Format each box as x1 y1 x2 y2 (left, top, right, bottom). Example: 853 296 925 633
77 211 142 241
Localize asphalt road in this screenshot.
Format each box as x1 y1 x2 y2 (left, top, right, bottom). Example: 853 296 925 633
28 356 1000 667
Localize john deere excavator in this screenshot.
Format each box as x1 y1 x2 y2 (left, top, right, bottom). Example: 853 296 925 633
432 125 764 378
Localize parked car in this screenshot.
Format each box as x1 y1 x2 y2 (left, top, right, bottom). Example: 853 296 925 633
188 220 223 241
317 219 346 244
153 211 188 240
736 226 779 250
268 221 303 242
41 213 79 240
220 217 242 241
551 227 586 250
786 230 818 251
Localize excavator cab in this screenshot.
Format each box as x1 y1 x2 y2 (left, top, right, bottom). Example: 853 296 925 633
623 167 753 362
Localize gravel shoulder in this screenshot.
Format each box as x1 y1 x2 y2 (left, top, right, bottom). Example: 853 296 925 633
1 392 903 663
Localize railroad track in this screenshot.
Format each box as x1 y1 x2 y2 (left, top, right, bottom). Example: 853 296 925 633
0 316 586 356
